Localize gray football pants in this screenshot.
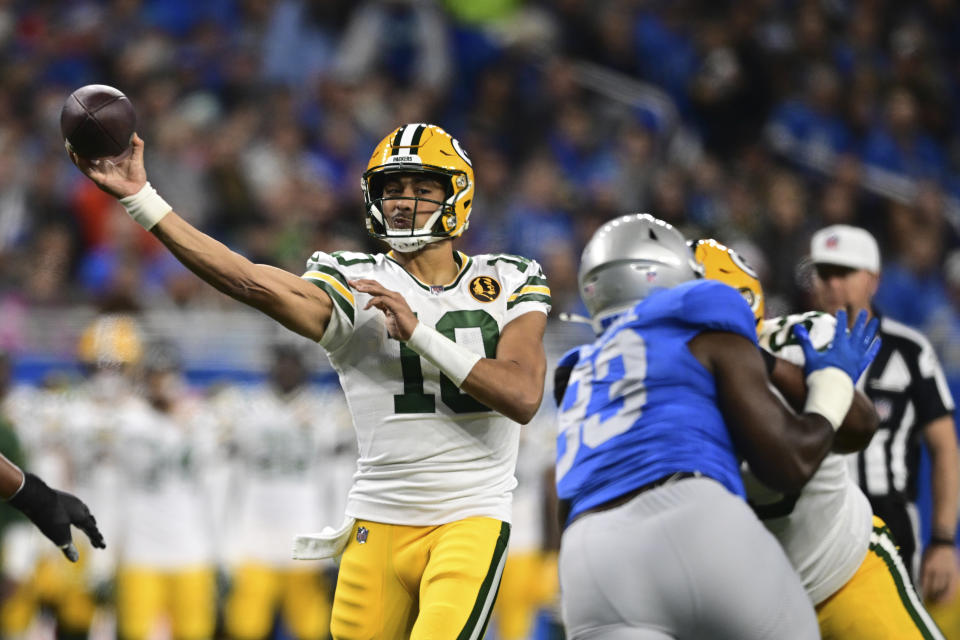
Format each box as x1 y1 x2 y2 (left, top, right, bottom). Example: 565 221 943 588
559 478 819 640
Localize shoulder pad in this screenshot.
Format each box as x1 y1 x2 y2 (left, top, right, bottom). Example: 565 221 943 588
678 280 758 343
761 311 836 356
329 251 377 267
485 254 539 275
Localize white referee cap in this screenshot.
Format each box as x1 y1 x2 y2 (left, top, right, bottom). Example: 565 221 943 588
810 224 881 274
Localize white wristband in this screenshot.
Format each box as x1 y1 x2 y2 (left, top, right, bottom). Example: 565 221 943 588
119 181 172 230
406 322 482 388
804 367 855 431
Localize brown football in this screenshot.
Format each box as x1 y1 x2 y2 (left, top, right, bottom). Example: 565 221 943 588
60 84 136 159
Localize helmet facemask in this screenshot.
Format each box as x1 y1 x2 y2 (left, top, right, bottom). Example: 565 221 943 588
363 167 468 253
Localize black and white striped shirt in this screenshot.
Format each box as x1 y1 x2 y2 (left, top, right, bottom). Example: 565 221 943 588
848 312 955 504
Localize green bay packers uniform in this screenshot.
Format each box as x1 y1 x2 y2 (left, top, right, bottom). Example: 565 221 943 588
756 311 945 639
1 375 131 638
301 248 550 640
216 382 353 640
113 394 218 640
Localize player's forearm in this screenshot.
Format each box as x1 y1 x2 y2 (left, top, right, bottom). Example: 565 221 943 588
460 358 545 424
0 454 25 500
152 213 274 308
831 392 878 453
768 358 877 453
742 412 835 493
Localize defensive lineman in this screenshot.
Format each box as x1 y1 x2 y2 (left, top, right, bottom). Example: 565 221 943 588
67 123 550 640
555 214 878 639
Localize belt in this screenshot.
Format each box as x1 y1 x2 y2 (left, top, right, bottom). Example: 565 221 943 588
570 471 703 527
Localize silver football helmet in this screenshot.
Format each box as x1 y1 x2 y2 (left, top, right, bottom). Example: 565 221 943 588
579 213 703 331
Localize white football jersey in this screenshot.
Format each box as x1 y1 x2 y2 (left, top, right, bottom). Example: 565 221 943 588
114 392 218 569
750 311 873 604
214 382 353 566
302 249 551 525
38 374 135 582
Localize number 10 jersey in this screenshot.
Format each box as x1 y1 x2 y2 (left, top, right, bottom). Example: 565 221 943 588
302 249 551 526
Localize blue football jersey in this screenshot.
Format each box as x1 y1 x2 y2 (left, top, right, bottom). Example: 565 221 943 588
556 279 758 522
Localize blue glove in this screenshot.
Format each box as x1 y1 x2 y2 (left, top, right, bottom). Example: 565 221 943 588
793 309 881 381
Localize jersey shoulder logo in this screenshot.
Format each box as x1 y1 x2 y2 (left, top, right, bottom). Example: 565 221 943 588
469 276 501 302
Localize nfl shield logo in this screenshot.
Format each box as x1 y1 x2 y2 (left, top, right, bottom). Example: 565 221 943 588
430 285 444 296
646 268 658 282
356 526 369 544
826 234 840 248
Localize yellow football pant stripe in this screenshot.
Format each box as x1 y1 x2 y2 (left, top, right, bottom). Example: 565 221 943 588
816 517 944 639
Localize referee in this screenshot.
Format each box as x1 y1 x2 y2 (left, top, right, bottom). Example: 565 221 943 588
809 224 960 604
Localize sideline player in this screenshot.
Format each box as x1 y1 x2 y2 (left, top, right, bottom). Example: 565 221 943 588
217 344 353 640
555 214 878 639
113 343 219 640
67 123 550 640
697 238 946 639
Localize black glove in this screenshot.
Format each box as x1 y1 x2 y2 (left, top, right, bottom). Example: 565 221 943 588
8 473 106 562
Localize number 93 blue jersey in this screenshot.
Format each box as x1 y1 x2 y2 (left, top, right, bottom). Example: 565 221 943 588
556 279 758 522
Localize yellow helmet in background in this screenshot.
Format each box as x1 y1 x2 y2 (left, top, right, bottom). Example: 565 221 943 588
692 238 765 334
77 314 143 368
362 123 474 253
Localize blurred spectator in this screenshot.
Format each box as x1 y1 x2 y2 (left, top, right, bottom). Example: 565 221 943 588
862 86 948 193
875 196 950 328
766 65 854 172
756 171 815 312
504 155 575 266
334 0 452 103
925 249 960 402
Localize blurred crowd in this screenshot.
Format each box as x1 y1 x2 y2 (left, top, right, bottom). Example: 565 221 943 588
3 0 960 359
0 315 560 640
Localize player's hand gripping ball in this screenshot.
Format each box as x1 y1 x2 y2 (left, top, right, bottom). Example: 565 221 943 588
60 84 136 159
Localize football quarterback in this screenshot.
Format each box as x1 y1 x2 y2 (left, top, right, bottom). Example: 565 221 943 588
67 123 551 640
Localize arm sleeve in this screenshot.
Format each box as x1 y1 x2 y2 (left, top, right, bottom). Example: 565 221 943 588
301 252 357 352
504 259 552 324
681 280 758 343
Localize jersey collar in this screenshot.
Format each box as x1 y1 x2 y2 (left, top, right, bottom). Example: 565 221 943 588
385 250 473 292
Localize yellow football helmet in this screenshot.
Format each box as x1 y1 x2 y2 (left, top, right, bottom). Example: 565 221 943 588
692 238 765 334
362 123 474 253
77 314 143 368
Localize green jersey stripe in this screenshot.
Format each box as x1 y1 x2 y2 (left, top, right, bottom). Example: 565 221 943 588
305 279 355 324
486 255 530 273
510 275 549 294
331 252 376 266
307 264 349 288
506 293 552 310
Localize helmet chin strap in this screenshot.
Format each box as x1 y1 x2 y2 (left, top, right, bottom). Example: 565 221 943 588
385 234 446 253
